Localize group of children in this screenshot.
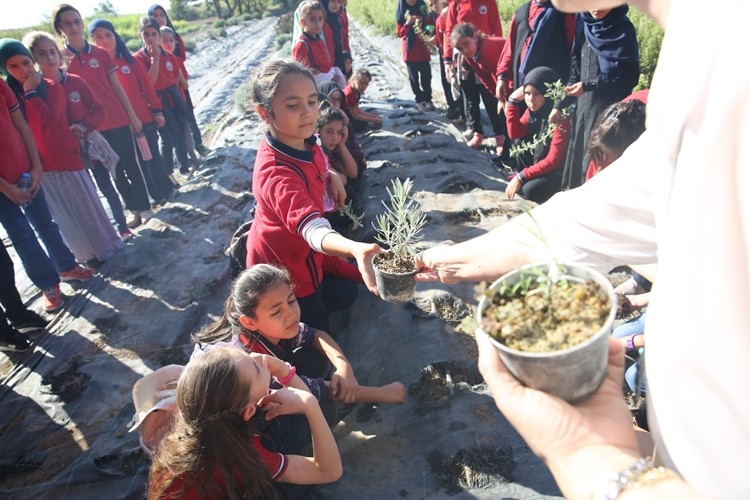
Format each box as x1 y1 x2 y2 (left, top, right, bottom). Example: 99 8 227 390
0 3 208 350
396 0 643 204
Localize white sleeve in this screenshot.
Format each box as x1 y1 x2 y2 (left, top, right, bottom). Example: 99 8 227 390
301 217 337 254
526 129 671 273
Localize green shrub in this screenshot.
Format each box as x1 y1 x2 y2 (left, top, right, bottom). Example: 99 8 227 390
345 0 397 35
125 38 141 52
274 33 292 52
214 19 227 28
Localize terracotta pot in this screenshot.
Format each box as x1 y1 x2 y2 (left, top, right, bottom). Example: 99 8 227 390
478 263 616 403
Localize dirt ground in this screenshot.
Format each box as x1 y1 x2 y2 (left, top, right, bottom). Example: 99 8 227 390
0 17 562 499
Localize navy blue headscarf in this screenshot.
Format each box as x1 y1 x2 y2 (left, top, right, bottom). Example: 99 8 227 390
579 6 639 80
147 4 182 57
396 0 428 53
88 18 134 64
519 2 565 84
0 38 47 107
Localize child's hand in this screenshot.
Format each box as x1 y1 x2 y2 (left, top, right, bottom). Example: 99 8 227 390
565 82 584 97
129 115 143 135
330 365 360 404
329 170 347 207
4 183 32 206
340 124 349 144
505 174 522 200
496 79 509 101
154 114 166 128
259 387 316 420
372 115 383 127
23 71 42 93
548 108 561 125
70 123 86 138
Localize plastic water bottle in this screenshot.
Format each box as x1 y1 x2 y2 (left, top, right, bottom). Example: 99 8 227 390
135 131 152 161
17 173 32 208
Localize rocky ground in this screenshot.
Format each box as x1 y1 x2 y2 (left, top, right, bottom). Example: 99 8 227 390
0 17 562 499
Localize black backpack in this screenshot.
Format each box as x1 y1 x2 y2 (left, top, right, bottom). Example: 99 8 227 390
227 200 256 279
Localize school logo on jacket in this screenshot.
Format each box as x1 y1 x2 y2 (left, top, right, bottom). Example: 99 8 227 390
121 65 131 74
89 57 100 68
166 61 174 71
68 91 81 103
479 4 488 14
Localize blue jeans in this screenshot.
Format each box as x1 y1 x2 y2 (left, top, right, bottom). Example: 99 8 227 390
0 187 74 289
613 314 647 392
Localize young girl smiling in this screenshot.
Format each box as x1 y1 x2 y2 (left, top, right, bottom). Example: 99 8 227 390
244 59 380 332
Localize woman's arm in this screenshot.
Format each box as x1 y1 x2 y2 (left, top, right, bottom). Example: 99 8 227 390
107 70 142 133
262 388 343 484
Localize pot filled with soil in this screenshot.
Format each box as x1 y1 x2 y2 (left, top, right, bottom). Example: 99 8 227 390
372 177 426 302
373 250 418 302
478 262 616 403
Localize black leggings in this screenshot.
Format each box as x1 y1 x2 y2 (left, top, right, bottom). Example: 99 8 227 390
100 126 151 212
139 123 176 202
461 73 506 137
296 275 359 333
406 61 432 103
157 86 190 171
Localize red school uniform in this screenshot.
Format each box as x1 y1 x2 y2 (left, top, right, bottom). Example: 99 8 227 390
505 99 571 181
462 36 506 94
134 48 181 91
19 78 83 172
62 43 129 132
397 13 434 63
113 55 162 124
292 32 333 74
443 0 503 60
58 70 106 132
343 83 360 111
245 134 361 299
0 79 30 184
152 435 287 499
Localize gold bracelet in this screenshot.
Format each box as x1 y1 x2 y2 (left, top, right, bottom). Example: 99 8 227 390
593 458 680 499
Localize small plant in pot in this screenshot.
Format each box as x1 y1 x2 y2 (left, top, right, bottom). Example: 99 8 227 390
474 214 616 403
372 177 427 302
477 261 616 403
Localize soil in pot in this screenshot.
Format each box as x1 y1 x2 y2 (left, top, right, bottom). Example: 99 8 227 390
481 277 611 353
373 251 418 302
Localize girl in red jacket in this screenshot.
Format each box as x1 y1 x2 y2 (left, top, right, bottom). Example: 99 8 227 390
1 39 122 265
397 0 435 112
244 59 380 332
504 66 570 204
450 23 507 155
88 19 176 205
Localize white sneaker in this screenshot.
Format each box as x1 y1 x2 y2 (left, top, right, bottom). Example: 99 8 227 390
416 102 429 112
426 101 436 111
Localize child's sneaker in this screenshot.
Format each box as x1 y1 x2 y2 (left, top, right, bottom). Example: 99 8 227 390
126 212 142 229
426 101 436 111
59 265 95 283
416 101 429 112
9 310 48 333
42 286 64 312
195 144 209 156
0 326 30 352
120 230 134 242
466 133 484 149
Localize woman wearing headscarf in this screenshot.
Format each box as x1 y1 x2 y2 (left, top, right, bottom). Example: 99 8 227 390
504 66 571 204
555 6 639 190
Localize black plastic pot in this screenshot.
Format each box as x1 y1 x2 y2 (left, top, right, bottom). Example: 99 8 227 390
373 253 417 302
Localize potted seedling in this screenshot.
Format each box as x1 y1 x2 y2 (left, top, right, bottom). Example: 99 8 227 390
475 213 616 403
372 177 427 302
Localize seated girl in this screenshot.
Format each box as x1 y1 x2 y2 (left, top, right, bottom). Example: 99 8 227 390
318 80 366 179
317 102 358 193
584 97 647 182
193 264 406 412
504 66 571 204
147 346 342 499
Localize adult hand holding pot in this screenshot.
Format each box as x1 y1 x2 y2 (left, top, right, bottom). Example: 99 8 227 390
476 331 642 499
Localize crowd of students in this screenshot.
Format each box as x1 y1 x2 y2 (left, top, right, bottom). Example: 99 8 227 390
0 3 207 350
